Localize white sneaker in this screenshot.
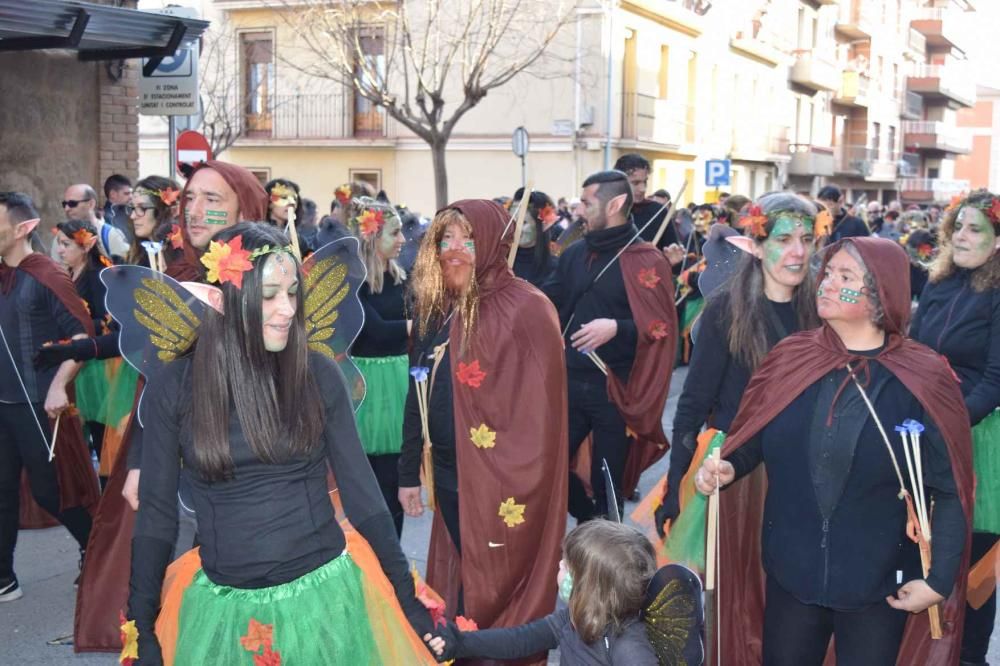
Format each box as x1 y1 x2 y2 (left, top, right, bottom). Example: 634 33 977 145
0 576 22 602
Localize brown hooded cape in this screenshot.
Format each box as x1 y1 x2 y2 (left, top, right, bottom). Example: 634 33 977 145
167 160 269 282
0 254 100 528
714 237 973 666
614 244 677 494
425 200 568 665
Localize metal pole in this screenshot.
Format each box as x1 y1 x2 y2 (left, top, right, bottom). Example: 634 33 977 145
521 154 526 189
603 0 615 170
168 115 176 181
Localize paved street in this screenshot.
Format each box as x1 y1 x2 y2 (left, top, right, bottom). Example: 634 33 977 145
3 366 999 663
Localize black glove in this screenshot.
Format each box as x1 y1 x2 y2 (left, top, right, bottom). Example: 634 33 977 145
33 338 97 369
135 629 164 666
428 621 462 663
656 432 698 538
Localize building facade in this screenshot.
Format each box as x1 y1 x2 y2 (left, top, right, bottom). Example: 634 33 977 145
137 0 987 215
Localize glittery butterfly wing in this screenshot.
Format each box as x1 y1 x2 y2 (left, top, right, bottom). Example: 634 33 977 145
302 236 367 410
101 265 205 427
642 564 705 666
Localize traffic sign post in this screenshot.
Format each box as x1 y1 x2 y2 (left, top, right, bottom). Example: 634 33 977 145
705 159 731 188
175 130 213 180
139 6 200 117
512 127 530 189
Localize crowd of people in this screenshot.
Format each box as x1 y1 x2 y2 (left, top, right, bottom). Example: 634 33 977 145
0 150 996 666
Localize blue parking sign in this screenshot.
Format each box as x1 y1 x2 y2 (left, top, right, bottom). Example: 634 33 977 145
705 160 731 187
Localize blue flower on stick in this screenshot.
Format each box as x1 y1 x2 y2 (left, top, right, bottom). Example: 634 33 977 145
903 419 925 435
410 366 430 383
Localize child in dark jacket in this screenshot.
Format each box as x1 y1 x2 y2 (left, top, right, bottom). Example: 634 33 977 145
424 520 704 665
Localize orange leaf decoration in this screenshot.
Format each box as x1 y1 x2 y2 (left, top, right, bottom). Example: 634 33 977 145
253 647 282 666
167 223 184 250
989 198 1000 224
99 255 113 268
201 235 254 289
637 267 661 289
538 204 558 226
240 618 274 654
946 193 966 213
455 616 479 632
72 228 97 246
648 320 669 340
119 611 138 666
335 184 352 205
917 243 934 260
456 360 486 388
357 209 385 238
814 210 833 238
158 187 180 206
738 204 768 239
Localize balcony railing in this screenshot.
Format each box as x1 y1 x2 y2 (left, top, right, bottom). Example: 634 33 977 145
907 63 976 108
836 0 876 39
910 6 968 50
902 120 972 153
790 49 842 92
898 177 970 203
906 27 926 57
834 145 900 181
833 71 869 107
622 93 694 146
898 152 920 177
788 143 835 177
732 124 790 158
230 93 396 141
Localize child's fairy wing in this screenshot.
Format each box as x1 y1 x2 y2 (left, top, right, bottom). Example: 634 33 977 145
642 564 705 666
301 236 367 410
100 265 205 427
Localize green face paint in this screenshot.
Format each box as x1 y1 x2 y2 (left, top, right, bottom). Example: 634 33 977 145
761 215 811 267
839 287 861 304
558 570 573 603
205 209 230 225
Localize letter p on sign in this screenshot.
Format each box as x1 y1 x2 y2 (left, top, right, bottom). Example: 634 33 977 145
705 159 731 188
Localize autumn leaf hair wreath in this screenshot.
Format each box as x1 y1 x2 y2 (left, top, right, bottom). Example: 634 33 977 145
200 237 294 289
947 191 1000 227
738 204 816 240
354 207 386 239
135 185 180 206
334 184 352 206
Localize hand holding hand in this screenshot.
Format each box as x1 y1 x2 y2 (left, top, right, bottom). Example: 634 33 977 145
570 319 618 353
886 579 945 613
694 457 735 495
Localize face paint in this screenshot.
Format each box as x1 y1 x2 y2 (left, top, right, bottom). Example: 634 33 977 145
206 209 230 225
558 570 573 603
518 220 537 248
839 287 861 304
262 252 290 279
463 240 475 256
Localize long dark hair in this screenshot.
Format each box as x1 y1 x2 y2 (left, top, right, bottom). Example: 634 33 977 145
512 188 554 276
55 219 109 276
128 175 180 266
190 222 324 482
725 193 821 370
265 178 304 227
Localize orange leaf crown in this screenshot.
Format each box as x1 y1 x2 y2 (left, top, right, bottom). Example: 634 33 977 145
354 208 386 239
200 236 293 289
738 204 817 240
71 228 97 247
135 185 180 206
335 184 352 205
537 203 558 225
950 192 1000 227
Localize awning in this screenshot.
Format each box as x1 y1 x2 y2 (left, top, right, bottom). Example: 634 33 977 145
0 0 209 73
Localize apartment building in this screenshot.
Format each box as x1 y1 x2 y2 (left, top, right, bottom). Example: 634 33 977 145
136 0 988 214
899 0 977 205
955 84 1000 193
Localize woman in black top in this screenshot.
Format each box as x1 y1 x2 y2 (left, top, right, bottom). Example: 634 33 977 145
510 188 558 287
653 192 820 536
348 196 411 537
125 224 435 665
909 189 1000 665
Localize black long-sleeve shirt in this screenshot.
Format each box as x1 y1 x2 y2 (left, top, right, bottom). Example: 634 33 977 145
453 608 657 665
672 292 798 438
352 271 408 358
513 245 556 288
910 269 1000 426
542 224 639 383
399 319 457 491
129 352 428 643
726 356 965 608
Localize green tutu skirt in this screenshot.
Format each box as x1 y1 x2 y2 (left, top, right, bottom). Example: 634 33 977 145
973 410 1000 534
354 355 409 456
174 552 379 665
74 358 139 426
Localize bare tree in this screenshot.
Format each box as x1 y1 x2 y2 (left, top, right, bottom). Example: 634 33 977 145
283 0 577 208
197 22 244 156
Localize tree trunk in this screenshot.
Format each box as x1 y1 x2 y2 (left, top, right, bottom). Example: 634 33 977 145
430 138 449 209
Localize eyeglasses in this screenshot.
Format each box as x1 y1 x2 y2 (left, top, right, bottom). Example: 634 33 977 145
126 204 153 217
62 198 92 208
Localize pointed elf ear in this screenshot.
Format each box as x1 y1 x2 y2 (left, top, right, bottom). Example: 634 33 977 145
606 193 629 218
181 282 224 314
726 236 757 255
17 218 40 237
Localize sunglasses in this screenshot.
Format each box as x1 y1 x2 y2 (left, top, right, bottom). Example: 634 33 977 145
62 198 92 208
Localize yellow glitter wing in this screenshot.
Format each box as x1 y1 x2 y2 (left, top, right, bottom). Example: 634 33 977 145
303 255 349 361
644 573 703 666
132 277 201 362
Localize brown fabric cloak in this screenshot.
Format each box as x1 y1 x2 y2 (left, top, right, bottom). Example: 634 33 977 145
714 237 973 666
614 244 677 495
1 254 100 527
425 200 568 666
168 160 269 282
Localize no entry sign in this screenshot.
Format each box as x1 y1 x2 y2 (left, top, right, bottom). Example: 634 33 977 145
175 130 212 176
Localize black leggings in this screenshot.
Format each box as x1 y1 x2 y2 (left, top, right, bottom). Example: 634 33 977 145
366 453 403 538
762 576 908 666
0 403 92 579
961 531 1000 663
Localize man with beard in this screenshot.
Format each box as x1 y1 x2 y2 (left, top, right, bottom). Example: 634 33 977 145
543 170 677 520
398 201 567 661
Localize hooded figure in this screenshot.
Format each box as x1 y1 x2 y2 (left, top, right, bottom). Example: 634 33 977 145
704 237 972 665
401 200 568 665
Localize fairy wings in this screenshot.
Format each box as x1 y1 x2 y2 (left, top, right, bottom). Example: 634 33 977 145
101 236 368 427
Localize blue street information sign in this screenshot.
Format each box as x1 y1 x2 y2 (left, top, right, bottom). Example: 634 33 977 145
705 159 731 187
